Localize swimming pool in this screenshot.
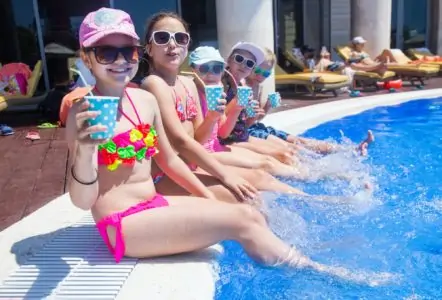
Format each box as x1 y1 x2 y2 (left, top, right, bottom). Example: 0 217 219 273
215 98 442 299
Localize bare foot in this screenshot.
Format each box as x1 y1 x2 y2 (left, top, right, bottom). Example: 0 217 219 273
363 182 373 190
357 130 375 156
283 247 397 286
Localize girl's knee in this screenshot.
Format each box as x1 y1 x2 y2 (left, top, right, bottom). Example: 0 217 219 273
235 204 266 230
259 156 275 171
251 169 276 186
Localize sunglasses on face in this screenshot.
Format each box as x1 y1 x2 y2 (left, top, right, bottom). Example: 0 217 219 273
150 30 190 47
254 66 271 78
84 46 143 65
196 62 224 75
232 54 256 69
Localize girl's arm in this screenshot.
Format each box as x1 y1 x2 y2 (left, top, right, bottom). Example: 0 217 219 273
65 100 100 210
141 75 230 182
143 91 215 199
194 113 220 144
218 98 243 138
191 84 224 144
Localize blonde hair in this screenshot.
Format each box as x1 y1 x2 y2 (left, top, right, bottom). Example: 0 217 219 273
263 47 277 66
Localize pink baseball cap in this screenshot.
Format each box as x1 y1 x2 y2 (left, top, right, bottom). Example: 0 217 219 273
79 7 140 47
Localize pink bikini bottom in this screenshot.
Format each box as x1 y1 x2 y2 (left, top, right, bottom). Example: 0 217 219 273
96 194 169 263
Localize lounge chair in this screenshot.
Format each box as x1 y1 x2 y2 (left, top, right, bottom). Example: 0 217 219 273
388 49 440 72
406 47 442 68
0 60 44 111
335 45 438 86
284 49 396 90
274 64 350 97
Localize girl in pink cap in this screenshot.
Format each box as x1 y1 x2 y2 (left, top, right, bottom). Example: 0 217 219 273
66 7 394 286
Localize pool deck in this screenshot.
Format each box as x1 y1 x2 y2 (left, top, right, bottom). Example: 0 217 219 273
1 86 442 299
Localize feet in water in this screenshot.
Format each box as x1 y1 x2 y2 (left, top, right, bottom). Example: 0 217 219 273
357 130 375 156
279 247 396 286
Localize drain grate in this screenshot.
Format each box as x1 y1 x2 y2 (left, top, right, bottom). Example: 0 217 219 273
0 214 138 299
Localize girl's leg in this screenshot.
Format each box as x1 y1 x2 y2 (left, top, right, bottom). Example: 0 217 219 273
224 165 307 195
212 147 304 178
288 135 338 155
234 139 295 165
155 172 240 204
288 130 375 156
119 196 392 285
266 135 294 149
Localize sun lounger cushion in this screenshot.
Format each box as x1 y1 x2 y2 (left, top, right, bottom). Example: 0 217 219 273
276 72 348 84
353 70 395 80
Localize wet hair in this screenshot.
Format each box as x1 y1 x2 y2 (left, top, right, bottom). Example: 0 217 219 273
139 12 190 76
263 47 277 66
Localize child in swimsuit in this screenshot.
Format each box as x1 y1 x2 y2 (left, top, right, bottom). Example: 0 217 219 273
218 42 296 165
246 47 375 156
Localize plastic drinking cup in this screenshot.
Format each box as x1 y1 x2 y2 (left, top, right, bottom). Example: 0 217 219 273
205 85 224 111
84 96 119 140
246 100 259 118
237 86 252 107
268 92 281 108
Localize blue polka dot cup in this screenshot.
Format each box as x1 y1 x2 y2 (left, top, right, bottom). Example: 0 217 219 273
268 92 281 108
205 85 224 111
237 86 252 107
246 100 259 118
84 96 119 140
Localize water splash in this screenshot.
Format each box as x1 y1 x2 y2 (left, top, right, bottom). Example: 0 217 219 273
216 99 442 299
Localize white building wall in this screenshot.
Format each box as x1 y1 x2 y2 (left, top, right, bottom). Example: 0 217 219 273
351 0 392 56
216 0 275 95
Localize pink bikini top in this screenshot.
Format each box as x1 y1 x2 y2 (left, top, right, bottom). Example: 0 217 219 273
97 89 159 171
172 78 198 121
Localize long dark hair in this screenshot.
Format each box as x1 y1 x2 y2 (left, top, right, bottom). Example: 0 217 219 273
138 12 190 76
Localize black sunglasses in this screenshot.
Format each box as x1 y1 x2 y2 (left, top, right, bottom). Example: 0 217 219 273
196 62 224 75
150 30 190 47
232 54 256 69
84 46 143 65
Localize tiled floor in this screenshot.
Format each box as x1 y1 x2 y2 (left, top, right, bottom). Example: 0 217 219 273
0 78 441 231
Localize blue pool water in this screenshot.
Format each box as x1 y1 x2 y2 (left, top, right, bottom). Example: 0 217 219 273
215 98 442 299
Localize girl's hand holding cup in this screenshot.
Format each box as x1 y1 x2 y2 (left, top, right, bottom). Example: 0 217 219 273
246 99 260 118
73 95 119 148
236 86 252 107
268 92 281 108
205 85 227 120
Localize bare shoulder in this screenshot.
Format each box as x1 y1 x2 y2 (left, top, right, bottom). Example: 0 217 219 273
126 87 158 121
127 87 156 104
178 75 196 88
141 74 168 91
